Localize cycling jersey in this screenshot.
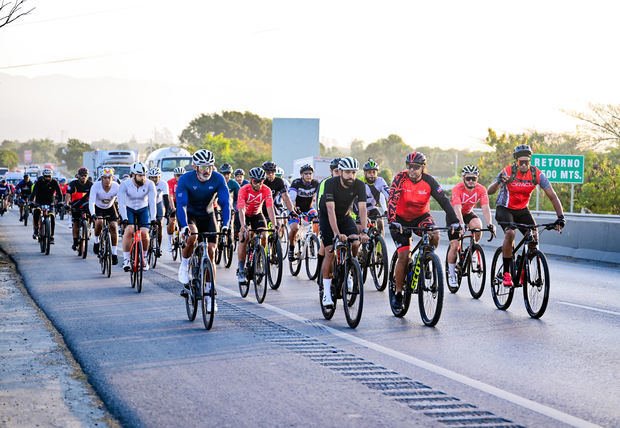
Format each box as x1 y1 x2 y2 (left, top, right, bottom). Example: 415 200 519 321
167 178 179 203
388 171 458 224
494 165 550 210
59 183 68 196
264 177 287 199
66 179 93 203
154 180 169 204
30 178 63 205
319 176 366 218
227 178 241 209
450 182 489 214
16 180 33 196
288 178 320 212
360 176 390 209
117 179 157 222
0 184 9 196
175 170 230 229
237 183 273 216
88 180 120 213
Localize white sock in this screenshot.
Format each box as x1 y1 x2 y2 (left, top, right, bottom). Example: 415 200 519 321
167 233 172 244
143 250 147 259
123 251 130 260
112 246 117 255
448 263 456 277
181 256 190 267
323 278 332 292
94 236 99 244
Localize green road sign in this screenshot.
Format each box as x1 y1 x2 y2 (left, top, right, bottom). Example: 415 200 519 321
532 154 584 184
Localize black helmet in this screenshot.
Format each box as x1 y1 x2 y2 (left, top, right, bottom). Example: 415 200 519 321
234 168 245 176
406 152 426 165
261 161 277 172
23 174 29 179
220 163 232 174
299 163 314 174
329 157 341 170
513 144 533 159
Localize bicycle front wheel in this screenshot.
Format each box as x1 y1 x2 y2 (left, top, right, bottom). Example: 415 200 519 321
343 258 363 328
135 241 143 293
185 259 198 321
289 239 302 276
388 250 411 317
172 238 179 261
80 219 88 259
268 238 283 290
418 252 443 327
200 257 216 330
253 246 268 303
224 236 234 268
305 234 320 280
44 217 51 255
318 275 337 320
490 247 514 310
370 236 388 291
214 240 223 265
105 232 112 278
99 233 107 275
467 243 486 299
445 246 461 294
523 250 550 319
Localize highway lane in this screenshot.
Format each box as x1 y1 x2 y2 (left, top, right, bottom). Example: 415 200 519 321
1 209 618 427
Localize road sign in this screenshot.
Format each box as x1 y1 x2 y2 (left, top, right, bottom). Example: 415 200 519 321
23 150 32 164
532 154 584 184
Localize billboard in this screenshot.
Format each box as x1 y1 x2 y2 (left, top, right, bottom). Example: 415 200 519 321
272 118 319 177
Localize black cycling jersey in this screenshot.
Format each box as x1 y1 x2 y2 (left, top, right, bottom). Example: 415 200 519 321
319 176 366 218
264 177 287 198
16 180 33 197
289 178 320 212
30 178 63 205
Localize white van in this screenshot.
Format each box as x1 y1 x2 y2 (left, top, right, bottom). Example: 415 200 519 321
145 147 192 182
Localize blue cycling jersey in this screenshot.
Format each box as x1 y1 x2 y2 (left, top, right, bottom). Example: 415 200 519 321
0 185 9 196
176 170 230 228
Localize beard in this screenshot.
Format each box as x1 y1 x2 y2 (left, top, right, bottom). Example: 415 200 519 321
134 177 144 186
342 177 354 186
365 176 376 184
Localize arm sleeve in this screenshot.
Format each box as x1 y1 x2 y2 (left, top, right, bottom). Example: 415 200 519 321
175 178 189 228
236 185 247 211
54 182 63 202
264 187 274 208
427 176 458 225
379 178 390 201
117 182 128 220
387 172 405 223
88 182 98 215
288 186 298 203
148 181 157 221
217 178 230 226
163 194 170 212
324 179 335 203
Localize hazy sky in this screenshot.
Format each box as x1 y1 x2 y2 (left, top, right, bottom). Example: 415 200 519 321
1 0 619 149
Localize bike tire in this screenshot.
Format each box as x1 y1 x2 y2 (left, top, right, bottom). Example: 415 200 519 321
253 245 268 304
268 238 283 290
490 247 514 310
201 256 216 330
360 244 369 284
130 244 136 288
388 251 411 317
172 238 179 261
445 246 461 294
238 264 250 298
418 252 443 327
467 243 486 299
23 210 28 227
370 236 388 291
39 222 46 254
136 241 143 293
342 258 363 329
288 239 302 276
224 238 234 268
105 232 112 278
318 274 337 320
523 249 550 319
304 234 321 281
81 219 88 259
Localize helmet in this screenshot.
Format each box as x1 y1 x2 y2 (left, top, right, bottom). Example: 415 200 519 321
148 167 161 177
513 144 533 159
23 174 29 179
130 162 147 175
261 161 277 172
77 167 89 176
220 163 232 174
275 166 284 177
363 159 379 171
234 168 245 176
192 149 215 166
338 157 359 171
406 152 426 165
100 168 115 177
299 164 314 174
249 167 266 181
330 157 341 170
461 165 479 176
59 177 66 182
42 168 53 177
173 167 185 175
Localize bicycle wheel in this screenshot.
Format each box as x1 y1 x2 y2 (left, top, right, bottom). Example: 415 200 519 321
279 223 289 254
201 256 216 330
342 258 363 328
39 222 46 253
23 209 28 226
224 237 234 268
388 251 411 317
305 234 320 280
214 239 223 265
80 219 88 259
523 250 550 318
288 239 302 276
370 236 388 291
268 238 283 290
418 252 443 327
152 235 159 269
445 246 461 294
238 255 250 298
136 241 143 293
172 237 179 261
359 244 369 284
130 244 136 288
105 232 112 278
318 274 337 320
99 232 107 275
490 247 514 310
467 243 486 299
253 246 268 303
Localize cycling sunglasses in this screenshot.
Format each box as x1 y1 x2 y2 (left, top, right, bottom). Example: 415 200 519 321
464 176 478 182
407 163 423 171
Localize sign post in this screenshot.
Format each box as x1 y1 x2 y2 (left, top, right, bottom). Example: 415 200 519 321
532 154 584 213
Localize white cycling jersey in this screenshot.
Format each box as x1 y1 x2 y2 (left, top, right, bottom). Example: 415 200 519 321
154 180 169 204
117 179 156 221
88 181 119 213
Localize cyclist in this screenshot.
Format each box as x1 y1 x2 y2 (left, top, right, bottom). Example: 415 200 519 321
0 179 10 213
234 168 249 188
387 152 459 310
165 166 185 253
236 167 278 283
261 160 295 228
359 159 390 235
287 163 320 261
176 149 230 311
487 144 565 286
220 163 240 209
319 157 369 308
315 158 342 279
16 174 33 221
148 167 169 257
88 168 120 265
29 168 63 243
58 178 68 198
118 162 157 272
446 165 496 288
65 167 93 251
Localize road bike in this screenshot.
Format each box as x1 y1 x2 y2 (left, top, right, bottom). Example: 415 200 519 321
444 226 494 298
238 228 273 303
76 210 91 259
387 225 449 327
490 222 557 319
96 216 115 278
128 221 150 293
275 213 289 253
183 231 224 330
288 213 321 280
19 197 30 226
214 225 234 269
169 219 182 261
32 203 57 256
146 222 161 269
358 214 389 291
319 236 364 329
0 195 7 216
266 227 283 289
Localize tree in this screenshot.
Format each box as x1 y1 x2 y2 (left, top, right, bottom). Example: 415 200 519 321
185 133 271 174
0 0 34 29
56 138 91 171
564 103 620 149
0 149 18 168
179 111 272 145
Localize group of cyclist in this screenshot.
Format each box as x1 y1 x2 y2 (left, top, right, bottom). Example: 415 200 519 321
4 142 566 322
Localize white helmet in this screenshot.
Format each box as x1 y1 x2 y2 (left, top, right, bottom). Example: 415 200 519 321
338 157 359 171
41 168 53 177
192 149 215 166
173 167 185 175
148 167 161 177
130 162 147 175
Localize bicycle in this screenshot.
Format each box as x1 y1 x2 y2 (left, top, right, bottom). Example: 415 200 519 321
444 227 494 298
358 214 389 291
0 195 6 216
169 219 182 261
288 214 321 280
146 222 161 269
238 228 273 303
183 231 224 330
19 197 30 226
387 225 449 327
266 227 283 289
319 236 364 329
57 203 67 221
127 221 150 293
32 203 57 256
490 222 557 319
95 216 115 278
275 214 289 253
76 210 91 259
214 222 234 269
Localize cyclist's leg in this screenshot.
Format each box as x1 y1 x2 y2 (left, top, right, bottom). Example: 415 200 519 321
288 216 299 256
496 206 516 277
339 216 360 256
32 207 41 236
514 209 537 249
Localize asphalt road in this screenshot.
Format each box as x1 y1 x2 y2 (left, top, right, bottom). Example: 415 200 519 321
1 209 618 428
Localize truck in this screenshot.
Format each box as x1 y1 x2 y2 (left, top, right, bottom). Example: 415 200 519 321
82 150 138 180
145 147 192 182
292 156 334 181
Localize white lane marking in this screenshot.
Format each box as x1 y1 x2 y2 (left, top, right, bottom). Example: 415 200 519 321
558 301 620 316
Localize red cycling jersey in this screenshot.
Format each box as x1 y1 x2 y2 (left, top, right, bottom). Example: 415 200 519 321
237 183 273 216
59 183 68 196
496 165 550 210
167 178 178 203
450 182 489 214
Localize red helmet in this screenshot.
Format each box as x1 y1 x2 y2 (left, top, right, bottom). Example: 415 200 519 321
77 167 89 176
406 152 426 165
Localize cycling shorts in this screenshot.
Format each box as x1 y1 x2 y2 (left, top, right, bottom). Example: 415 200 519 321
94 205 118 222
390 213 436 253
448 211 479 240
187 212 217 243
318 211 358 247
234 211 267 233
495 206 535 234
126 206 150 227
156 201 164 220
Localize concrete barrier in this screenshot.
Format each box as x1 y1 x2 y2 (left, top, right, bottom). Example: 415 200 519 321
430 210 620 264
